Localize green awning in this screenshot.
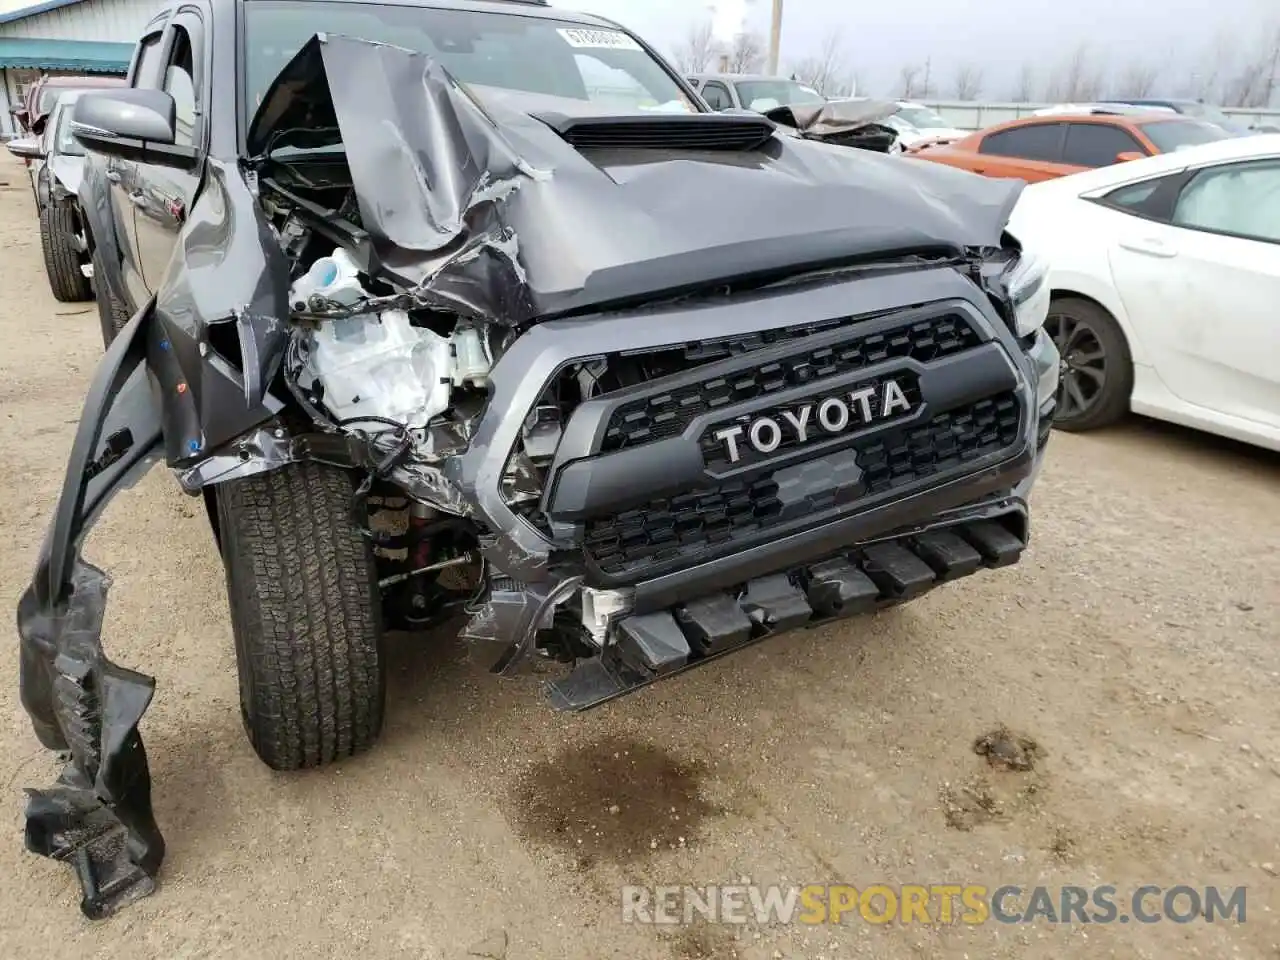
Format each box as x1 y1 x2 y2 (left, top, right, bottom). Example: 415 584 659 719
0 38 131 73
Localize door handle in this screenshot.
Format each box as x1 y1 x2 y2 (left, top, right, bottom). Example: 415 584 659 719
1118 236 1178 258
105 170 121 183
128 191 147 208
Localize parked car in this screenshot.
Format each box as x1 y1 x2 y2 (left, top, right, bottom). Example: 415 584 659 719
1031 102 1175 118
5 93 94 301
766 97 903 153
913 110 1231 183
1006 135 1280 450
11 73 123 136
1100 98 1254 135
687 72 826 113
20 0 1057 919
885 100 968 150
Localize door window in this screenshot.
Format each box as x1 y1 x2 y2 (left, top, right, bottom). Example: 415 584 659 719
1061 123 1146 167
131 33 165 88
1172 161 1280 243
162 24 200 147
701 82 732 111
978 123 1065 162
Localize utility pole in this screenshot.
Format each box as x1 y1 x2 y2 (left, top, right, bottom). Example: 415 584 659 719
1265 27 1280 107
767 0 783 75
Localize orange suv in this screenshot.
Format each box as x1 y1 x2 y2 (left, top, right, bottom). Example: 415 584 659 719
910 111 1229 182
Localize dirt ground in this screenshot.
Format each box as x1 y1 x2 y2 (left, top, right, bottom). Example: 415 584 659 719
1 152 1278 960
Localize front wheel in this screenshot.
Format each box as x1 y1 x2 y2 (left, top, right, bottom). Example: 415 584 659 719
40 200 92 303
216 461 386 771
1045 297 1133 432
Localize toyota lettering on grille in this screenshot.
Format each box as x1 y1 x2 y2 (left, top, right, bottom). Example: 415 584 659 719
713 379 914 464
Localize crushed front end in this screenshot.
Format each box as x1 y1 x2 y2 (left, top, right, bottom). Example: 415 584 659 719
15 32 1056 917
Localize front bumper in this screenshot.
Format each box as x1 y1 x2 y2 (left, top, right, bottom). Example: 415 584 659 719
449 265 1059 702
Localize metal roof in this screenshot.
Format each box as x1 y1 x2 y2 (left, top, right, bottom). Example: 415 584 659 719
0 0 90 27
0 36 130 70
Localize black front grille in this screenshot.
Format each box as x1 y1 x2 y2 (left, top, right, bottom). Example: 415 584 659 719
584 391 1022 577
602 312 981 452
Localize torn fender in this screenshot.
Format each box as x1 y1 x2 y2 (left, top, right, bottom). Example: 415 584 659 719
16 303 167 919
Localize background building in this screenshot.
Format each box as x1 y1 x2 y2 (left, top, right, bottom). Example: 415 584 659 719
0 0 155 137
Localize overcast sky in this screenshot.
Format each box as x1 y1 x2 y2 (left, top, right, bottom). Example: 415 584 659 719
557 0 1278 100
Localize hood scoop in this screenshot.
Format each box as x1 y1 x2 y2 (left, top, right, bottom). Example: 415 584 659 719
535 112 776 152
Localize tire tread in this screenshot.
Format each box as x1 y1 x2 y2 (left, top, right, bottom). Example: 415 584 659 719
217 462 385 771
41 201 92 303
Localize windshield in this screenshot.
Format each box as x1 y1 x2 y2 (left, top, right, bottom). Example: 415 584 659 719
243 3 694 119
1140 119 1230 153
732 79 825 112
894 105 949 130
37 86 63 114
53 96 84 155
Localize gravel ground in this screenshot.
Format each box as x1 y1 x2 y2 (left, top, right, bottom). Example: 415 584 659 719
1 153 1278 960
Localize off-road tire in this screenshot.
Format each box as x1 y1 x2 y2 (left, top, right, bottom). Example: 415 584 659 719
1047 296 1133 433
40 200 92 303
217 461 386 771
92 244 132 349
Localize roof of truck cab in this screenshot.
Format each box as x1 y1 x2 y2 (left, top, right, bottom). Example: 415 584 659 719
233 0 623 27
687 73 802 83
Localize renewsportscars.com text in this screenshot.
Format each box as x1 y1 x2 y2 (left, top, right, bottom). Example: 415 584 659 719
621 883 1247 926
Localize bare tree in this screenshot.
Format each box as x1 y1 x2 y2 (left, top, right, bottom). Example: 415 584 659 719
1043 42 1108 102
1223 61 1269 107
673 20 718 74
898 63 923 99
1183 30 1235 102
1007 62 1036 102
1210 24 1280 107
789 31 856 97
950 63 984 100
727 32 767 74
1115 61 1161 98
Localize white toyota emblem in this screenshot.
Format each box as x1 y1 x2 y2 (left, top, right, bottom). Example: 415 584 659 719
713 379 913 464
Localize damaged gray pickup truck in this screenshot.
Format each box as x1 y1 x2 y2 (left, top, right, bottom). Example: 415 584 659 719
16 0 1059 919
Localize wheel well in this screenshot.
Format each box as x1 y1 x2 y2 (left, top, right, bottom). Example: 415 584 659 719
1050 288 1109 313
202 486 222 551
1049 289 1132 353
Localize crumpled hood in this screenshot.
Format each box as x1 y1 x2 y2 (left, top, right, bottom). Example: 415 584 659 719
249 35 1023 324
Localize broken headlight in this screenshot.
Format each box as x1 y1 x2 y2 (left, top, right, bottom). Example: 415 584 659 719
1005 251 1050 338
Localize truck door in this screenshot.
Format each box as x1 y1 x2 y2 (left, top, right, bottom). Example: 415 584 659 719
132 8 207 295
108 28 167 311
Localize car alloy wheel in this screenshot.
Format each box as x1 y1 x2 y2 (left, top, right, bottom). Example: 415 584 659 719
1046 309 1106 421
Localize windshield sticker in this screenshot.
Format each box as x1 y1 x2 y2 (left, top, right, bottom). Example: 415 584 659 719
557 28 644 52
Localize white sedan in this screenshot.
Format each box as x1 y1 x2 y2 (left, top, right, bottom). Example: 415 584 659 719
1007 135 1280 451
887 101 969 150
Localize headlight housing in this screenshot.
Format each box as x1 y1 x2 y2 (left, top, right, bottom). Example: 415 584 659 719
1005 251 1051 338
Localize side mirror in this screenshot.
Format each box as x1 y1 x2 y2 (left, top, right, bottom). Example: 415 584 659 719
5 137 44 160
71 89 197 169
1114 151 1145 163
